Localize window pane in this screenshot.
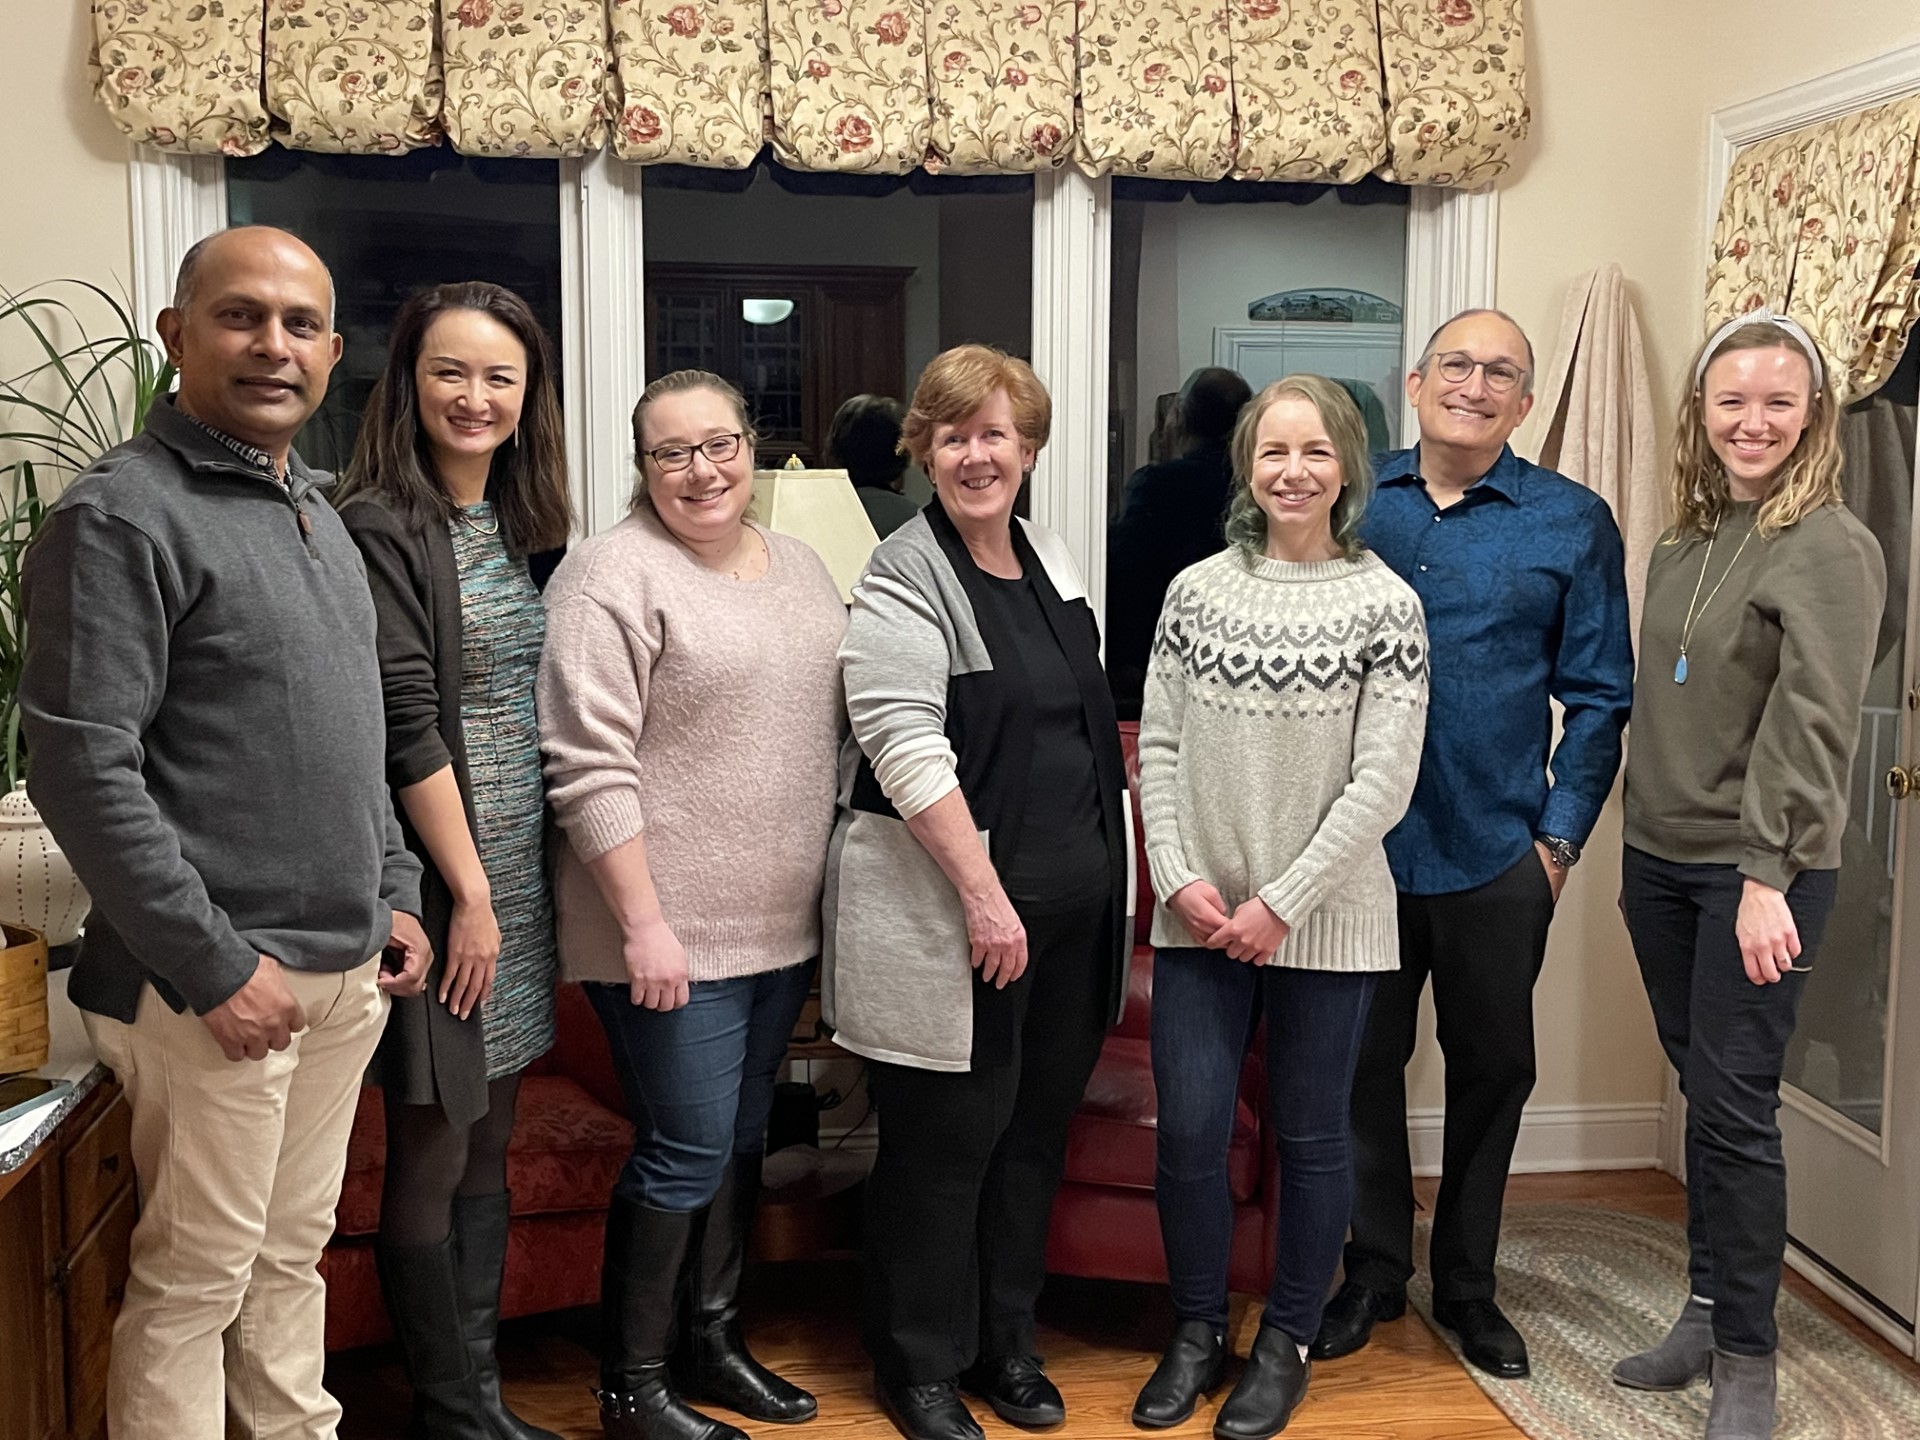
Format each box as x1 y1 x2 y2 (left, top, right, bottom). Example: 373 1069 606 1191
1105 187 1409 716
641 166 1032 515
225 149 563 473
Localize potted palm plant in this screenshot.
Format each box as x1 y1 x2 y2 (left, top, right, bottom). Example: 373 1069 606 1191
0 282 174 975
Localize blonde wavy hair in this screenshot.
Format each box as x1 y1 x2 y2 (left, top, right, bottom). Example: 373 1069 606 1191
1670 320 1843 540
1223 375 1374 562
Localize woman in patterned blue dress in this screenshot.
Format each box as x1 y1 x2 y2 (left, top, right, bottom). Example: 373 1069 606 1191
338 283 574 1440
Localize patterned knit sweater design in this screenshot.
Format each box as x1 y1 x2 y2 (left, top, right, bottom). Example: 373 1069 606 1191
1138 548 1429 971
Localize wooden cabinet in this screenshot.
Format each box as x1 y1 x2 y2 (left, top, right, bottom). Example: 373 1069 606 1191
645 264 912 469
0 1083 133 1440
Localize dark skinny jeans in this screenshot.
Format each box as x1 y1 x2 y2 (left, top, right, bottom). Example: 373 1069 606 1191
1620 845 1838 1356
1151 947 1377 1343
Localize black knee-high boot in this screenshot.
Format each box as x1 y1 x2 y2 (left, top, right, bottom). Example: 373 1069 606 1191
377 1236 491 1440
449 1193 565 1440
599 1193 751 1440
673 1154 817 1423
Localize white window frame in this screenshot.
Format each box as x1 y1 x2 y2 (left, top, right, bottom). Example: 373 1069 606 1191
131 150 1496 595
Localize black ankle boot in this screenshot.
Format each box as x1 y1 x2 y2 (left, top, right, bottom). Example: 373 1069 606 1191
598 1194 749 1440
376 1236 491 1440
449 1192 564 1440
1214 1326 1310 1440
1131 1319 1228 1429
672 1155 817 1423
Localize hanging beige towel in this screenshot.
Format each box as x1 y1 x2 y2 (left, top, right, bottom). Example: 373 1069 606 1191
1530 263 1663 638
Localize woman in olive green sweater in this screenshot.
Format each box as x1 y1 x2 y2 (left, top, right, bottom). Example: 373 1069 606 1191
1615 313 1885 1440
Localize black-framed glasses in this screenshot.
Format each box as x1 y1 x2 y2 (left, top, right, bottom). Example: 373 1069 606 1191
1432 351 1528 394
644 433 744 472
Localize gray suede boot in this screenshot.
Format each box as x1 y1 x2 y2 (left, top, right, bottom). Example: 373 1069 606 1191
1705 1348 1777 1439
1612 1298 1713 1391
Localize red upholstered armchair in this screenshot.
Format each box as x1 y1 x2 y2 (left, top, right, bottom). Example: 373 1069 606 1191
1043 722 1280 1293
322 983 634 1350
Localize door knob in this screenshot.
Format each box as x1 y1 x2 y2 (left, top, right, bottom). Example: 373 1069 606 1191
1888 765 1917 800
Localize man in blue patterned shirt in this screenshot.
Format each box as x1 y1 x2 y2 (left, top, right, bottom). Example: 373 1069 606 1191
1310 310 1634 1380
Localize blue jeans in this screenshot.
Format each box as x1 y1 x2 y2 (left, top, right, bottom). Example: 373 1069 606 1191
1151 948 1377 1342
586 961 814 1211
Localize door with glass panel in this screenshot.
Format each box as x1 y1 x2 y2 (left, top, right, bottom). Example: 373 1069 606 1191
1779 334 1920 1348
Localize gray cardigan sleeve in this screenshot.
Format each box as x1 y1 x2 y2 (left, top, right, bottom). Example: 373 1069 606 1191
840 546 962 819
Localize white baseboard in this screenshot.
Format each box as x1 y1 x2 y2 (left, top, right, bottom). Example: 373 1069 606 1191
1410 1102 1667 1177
816 1101 1668 1175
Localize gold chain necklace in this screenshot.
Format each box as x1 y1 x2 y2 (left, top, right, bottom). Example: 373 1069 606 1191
456 504 500 538
1673 518 1756 684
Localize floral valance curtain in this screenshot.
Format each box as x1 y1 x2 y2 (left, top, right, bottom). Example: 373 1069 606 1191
1704 94 1920 407
92 0 1530 188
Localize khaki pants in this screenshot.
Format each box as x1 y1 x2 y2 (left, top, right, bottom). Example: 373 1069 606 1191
83 960 386 1440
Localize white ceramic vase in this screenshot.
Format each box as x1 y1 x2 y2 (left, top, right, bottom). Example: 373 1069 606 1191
0 781 89 947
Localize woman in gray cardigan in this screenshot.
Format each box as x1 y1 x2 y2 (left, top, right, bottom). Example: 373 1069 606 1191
337 282 572 1440
825 346 1132 1440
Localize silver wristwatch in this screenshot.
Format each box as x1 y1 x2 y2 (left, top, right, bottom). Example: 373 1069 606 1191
1538 834 1581 869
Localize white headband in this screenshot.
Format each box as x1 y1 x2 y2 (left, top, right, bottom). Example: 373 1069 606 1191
1694 308 1826 392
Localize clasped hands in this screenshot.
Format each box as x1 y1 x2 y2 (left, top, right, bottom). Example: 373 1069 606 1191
1167 880 1289 964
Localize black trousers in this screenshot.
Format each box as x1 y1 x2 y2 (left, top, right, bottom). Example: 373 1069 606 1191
861 892 1110 1385
1344 850 1556 1305
1620 845 1837 1355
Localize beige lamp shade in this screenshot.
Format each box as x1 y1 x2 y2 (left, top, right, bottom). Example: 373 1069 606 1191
748 469 882 603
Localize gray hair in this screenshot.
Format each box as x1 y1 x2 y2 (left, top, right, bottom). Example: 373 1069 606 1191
172 226 337 329
1414 308 1535 398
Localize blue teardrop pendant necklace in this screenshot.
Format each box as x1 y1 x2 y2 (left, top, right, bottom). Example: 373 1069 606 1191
1674 518 1756 684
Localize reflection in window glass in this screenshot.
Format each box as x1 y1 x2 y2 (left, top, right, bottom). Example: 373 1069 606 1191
1104 185 1409 717
640 165 1032 521
1784 336 1918 1135
226 149 563 472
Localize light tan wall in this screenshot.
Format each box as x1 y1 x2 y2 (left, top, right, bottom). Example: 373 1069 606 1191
1402 0 1920 1118
2 5 134 307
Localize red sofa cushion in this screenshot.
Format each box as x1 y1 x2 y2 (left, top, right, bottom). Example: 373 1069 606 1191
1063 1031 1262 1205
335 1074 633 1238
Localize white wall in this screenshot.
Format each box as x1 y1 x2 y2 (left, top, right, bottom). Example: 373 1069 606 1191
1127 193 1407 470
0 2 136 414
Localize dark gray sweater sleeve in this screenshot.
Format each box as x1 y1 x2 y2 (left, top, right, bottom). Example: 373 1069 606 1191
22 503 262 1012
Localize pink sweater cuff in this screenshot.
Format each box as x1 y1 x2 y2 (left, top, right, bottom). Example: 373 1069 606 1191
564 788 645 863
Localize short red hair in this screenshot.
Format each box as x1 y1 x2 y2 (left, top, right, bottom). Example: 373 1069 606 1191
899 345 1051 469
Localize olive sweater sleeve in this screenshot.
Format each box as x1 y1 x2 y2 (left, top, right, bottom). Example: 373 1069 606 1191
1739 512 1886 892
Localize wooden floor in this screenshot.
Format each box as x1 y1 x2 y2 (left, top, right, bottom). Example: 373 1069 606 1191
328 1170 1920 1440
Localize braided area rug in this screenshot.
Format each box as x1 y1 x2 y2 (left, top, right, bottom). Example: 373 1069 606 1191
1404 1206 1920 1439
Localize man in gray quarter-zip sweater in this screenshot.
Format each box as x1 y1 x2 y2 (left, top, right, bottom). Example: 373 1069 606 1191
20 227 430 1440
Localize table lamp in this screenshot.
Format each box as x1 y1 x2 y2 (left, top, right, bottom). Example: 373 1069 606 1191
748 466 882 603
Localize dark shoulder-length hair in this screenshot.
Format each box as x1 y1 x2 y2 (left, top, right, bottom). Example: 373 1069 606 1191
338 281 573 555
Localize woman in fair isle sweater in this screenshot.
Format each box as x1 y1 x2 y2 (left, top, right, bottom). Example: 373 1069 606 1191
537 371 846 1440
1133 375 1429 1440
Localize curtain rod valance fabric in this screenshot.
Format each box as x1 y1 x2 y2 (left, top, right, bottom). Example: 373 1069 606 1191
1704 93 1920 407
89 0 1529 188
